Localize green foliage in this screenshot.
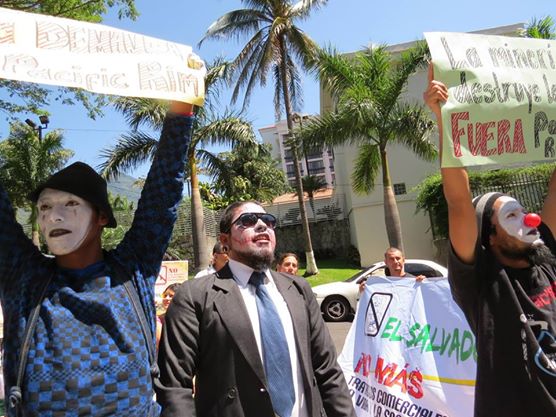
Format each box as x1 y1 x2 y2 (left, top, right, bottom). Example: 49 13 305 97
0 0 139 120
208 143 291 206
520 15 555 39
300 42 435 249
199 0 325 116
303 258 361 287
415 163 556 239
1 1 139 21
0 123 73 209
101 192 135 250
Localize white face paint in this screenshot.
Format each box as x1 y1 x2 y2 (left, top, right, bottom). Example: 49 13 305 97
37 189 95 255
497 196 543 245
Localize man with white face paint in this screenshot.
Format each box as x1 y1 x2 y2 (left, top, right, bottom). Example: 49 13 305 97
0 98 196 416
425 65 556 417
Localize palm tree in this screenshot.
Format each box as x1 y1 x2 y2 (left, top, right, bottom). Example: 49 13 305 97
520 15 555 39
0 123 73 246
298 175 327 219
98 62 257 272
200 0 328 275
301 43 437 251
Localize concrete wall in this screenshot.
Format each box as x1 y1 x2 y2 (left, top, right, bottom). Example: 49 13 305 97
274 219 352 260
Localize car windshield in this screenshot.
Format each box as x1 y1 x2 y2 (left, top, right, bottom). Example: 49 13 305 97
344 264 381 283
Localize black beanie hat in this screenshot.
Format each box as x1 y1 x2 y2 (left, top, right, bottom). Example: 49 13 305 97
28 162 117 228
472 192 505 249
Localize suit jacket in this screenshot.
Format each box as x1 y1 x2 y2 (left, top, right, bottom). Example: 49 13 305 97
155 263 356 417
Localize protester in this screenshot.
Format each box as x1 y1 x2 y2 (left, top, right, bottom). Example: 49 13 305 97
193 242 229 278
424 63 556 417
359 247 425 293
156 201 356 417
276 252 299 275
156 283 180 349
0 99 195 416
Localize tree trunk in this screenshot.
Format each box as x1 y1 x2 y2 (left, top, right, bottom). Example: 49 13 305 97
380 147 404 251
279 38 318 276
190 157 210 273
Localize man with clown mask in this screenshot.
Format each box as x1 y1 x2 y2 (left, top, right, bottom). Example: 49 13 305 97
424 64 556 417
0 97 196 416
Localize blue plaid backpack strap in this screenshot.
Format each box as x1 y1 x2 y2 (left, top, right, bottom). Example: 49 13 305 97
8 275 52 417
109 261 159 380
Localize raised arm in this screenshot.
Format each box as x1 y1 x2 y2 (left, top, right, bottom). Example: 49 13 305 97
542 167 556 234
114 102 195 274
423 64 477 264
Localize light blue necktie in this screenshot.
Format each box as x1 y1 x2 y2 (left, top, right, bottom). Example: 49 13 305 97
250 271 295 417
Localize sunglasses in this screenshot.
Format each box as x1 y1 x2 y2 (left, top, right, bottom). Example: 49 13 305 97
228 212 277 232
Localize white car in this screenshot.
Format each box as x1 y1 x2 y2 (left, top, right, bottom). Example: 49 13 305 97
313 260 448 322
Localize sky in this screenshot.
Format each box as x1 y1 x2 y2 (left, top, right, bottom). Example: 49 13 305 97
1 0 554 179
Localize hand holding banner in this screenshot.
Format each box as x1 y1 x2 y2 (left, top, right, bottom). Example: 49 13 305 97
424 32 556 168
0 7 206 105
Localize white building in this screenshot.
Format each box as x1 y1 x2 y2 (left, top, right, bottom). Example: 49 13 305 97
259 119 336 188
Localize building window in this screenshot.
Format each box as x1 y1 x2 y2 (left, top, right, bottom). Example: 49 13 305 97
393 183 406 195
308 160 325 175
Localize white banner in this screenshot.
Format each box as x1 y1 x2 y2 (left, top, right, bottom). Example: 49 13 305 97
0 7 206 105
339 277 476 417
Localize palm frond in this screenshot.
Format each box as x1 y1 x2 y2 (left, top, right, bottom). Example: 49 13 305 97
352 143 381 194
97 132 159 180
111 97 167 131
520 16 556 39
193 114 256 149
389 103 437 161
199 9 268 46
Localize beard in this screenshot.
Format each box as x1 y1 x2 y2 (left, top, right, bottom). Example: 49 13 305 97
233 246 275 271
527 244 556 266
501 243 556 266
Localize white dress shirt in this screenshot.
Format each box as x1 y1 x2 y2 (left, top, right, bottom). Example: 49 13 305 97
228 258 308 417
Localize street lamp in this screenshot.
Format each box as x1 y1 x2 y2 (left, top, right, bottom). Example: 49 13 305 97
25 115 50 142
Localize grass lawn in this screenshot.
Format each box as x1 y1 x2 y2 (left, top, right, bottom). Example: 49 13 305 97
300 258 361 287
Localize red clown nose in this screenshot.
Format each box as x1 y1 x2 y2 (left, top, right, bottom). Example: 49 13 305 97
524 213 541 228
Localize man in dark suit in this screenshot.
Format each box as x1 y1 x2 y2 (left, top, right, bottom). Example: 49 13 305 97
155 201 355 417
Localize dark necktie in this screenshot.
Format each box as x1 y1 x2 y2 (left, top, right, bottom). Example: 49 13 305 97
249 271 295 417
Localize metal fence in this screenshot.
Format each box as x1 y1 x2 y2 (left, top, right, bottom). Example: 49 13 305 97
17 193 347 242
471 172 549 215
429 170 551 240
265 194 346 228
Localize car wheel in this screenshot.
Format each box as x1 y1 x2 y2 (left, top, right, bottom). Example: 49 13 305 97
322 296 350 322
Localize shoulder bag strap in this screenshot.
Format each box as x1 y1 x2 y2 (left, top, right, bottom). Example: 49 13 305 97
8 276 52 417
109 261 158 379
122 279 158 378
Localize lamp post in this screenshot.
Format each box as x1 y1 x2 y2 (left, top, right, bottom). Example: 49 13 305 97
25 115 50 142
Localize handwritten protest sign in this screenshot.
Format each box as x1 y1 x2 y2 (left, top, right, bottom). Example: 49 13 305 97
155 260 188 298
0 7 206 105
339 277 476 417
425 32 556 168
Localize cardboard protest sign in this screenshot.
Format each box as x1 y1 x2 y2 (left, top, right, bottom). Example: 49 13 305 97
425 32 556 168
339 277 476 417
155 260 188 298
0 7 206 105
